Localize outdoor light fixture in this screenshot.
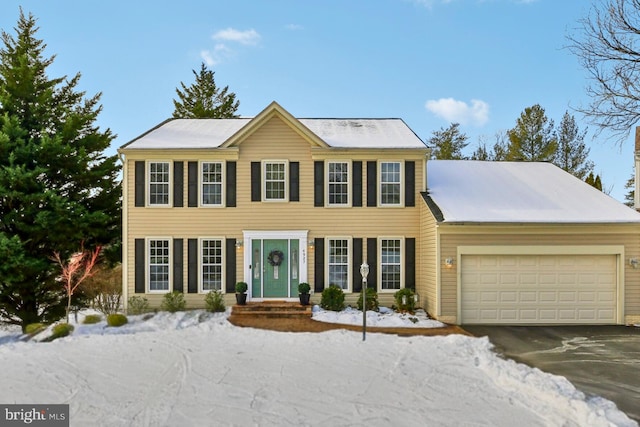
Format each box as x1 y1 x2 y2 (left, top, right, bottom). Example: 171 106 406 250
360 262 369 341
631 258 639 269
445 258 454 268
308 240 315 249
235 240 243 249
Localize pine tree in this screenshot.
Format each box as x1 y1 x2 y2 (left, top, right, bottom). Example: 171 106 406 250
624 172 634 208
554 111 594 180
172 62 239 119
585 171 604 191
506 104 557 162
0 10 120 330
428 123 469 160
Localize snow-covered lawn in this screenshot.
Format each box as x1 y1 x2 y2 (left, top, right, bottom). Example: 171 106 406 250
0 309 636 427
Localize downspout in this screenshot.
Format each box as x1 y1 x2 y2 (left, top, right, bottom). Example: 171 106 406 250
118 150 128 312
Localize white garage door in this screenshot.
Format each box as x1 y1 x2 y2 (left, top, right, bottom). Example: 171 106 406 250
461 254 617 324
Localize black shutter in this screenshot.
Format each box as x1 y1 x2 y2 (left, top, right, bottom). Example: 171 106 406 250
314 238 325 293
366 238 377 290
290 162 300 202
173 161 184 207
405 238 416 290
187 239 198 293
251 162 261 202
366 161 377 207
135 161 145 207
352 238 363 292
226 238 237 293
173 239 184 292
314 161 324 207
352 161 362 207
188 162 198 207
134 239 145 293
226 161 236 207
405 161 415 207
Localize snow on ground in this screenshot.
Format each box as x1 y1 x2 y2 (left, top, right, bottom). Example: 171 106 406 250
0 309 636 427
312 306 445 328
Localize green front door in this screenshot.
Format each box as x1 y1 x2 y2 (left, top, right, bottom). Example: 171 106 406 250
263 239 289 298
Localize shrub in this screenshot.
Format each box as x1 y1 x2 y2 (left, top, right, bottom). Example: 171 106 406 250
25 323 46 336
357 287 379 311
320 284 345 312
235 281 248 293
83 264 122 315
128 296 150 315
160 291 186 313
204 290 226 313
42 323 74 342
83 314 102 324
394 288 416 313
107 313 128 327
298 282 310 294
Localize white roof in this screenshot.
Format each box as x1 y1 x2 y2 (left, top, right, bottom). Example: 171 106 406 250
122 118 426 149
427 160 640 223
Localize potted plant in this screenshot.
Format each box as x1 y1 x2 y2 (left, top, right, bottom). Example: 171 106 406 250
298 282 311 306
235 281 248 305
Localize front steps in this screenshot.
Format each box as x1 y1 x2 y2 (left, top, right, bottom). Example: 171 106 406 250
230 301 312 320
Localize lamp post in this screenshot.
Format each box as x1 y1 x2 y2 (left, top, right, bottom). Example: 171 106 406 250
360 262 369 341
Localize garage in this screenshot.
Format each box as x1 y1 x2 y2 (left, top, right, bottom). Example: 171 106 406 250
460 253 618 325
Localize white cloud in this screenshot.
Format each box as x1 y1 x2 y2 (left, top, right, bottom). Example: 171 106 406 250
425 97 490 126
285 24 304 31
200 44 231 67
212 28 261 45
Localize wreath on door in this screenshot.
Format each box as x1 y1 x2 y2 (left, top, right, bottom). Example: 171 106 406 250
267 249 284 267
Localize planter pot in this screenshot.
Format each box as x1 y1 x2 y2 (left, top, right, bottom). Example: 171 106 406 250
235 293 247 305
299 293 310 306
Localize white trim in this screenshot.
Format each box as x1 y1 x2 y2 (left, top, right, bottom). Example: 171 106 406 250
455 245 625 324
325 236 353 292
146 160 172 207
198 237 226 294
199 160 225 208
326 160 352 207
262 160 289 202
378 160 404 207
146 237 172 293
377 236 405 293
121 154 128 311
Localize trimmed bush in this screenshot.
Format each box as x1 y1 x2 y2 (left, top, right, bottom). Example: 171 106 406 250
25 323 47 336
394 288 416 313
320 284 345 312
107 313 128 327
357 287 379 311
205 290 226 313
127 296 149 315
235 281 248 293
298 282 310 294
160 291 186 313
83 314 102 324
42 323 74 342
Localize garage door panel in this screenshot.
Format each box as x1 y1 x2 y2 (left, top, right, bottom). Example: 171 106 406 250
461 254 617 325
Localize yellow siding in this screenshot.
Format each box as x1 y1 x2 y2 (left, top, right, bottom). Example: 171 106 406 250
418 198 438 316
436 226 640 324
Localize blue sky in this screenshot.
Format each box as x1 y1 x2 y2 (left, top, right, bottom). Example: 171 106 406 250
1 0 633 203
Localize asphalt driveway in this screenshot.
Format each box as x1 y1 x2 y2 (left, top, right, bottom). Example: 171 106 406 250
463 325 640 423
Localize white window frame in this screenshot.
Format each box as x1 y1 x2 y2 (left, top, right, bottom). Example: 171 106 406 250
147 161 172 207
199 238 225 293
200 161 225 207
147 237 171 293
326 161 351 207
378 161 403 207
378 237 404 293
262 160 288 202
326 237 352 292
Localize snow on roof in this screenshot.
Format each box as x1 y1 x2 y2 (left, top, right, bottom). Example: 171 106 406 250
121 117 426 149
426 160 640 224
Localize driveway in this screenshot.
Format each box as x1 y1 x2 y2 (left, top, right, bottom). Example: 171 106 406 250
463 325 640 423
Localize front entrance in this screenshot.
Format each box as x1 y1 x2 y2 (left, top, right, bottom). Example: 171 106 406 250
243 231 309 301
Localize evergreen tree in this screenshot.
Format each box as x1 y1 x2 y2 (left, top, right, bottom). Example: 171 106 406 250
624 172 634 208
585 171 603 191
0 10 120 330
506 104 557 162
428 123 469 160
172 62 239 119
471 131 509 161
554 111 593 180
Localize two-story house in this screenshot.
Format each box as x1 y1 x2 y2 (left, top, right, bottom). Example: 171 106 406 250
118 101 640 325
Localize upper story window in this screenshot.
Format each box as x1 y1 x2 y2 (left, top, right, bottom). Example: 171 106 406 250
264 161 287 201
148 238 170 292
200 238 223 292
148 162 170 206
328 161 350 206
201 162 223 206
380 238 402 291
379 161 401 206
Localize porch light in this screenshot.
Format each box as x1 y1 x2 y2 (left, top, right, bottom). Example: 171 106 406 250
445 257 454 268
308 240 315 249
236 241 243 249
631 258 639 269
360 262 369 342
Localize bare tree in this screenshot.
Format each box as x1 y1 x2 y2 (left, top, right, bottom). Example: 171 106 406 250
567 0 640 144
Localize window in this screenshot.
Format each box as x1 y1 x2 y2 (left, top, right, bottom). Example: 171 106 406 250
328 238 350 290
149 239 170 291
148 162 170 206
328 162 349 206
201 162 223 206
201 239 223 292
264 161 287 201
380 238 402 291
380 162 401 206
